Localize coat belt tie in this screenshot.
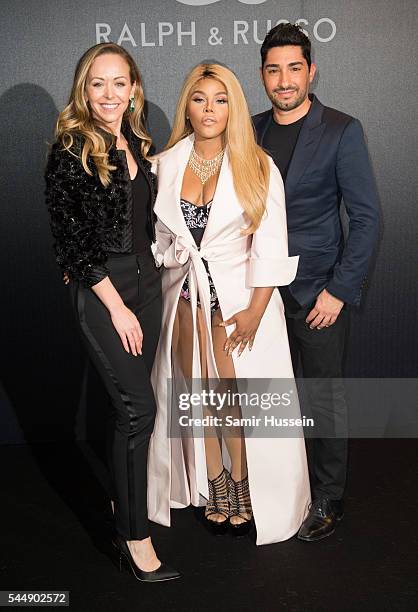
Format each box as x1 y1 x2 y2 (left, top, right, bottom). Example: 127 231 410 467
163 236 219 380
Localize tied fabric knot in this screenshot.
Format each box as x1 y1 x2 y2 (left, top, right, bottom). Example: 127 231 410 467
163 234 249 269
164 235 197 268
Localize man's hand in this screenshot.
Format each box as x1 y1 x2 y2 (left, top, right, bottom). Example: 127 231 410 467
306 289 344 329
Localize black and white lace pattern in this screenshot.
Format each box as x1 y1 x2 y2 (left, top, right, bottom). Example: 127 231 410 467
179 198 220 314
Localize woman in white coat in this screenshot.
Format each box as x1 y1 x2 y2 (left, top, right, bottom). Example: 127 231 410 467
148 63 310 545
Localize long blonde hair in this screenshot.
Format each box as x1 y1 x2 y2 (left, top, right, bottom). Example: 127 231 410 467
55 43 151 187
166 63 270 234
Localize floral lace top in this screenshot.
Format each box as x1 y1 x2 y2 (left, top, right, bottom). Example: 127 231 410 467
179 198 220 314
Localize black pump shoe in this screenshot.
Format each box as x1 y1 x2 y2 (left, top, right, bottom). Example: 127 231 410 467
112 535 180 582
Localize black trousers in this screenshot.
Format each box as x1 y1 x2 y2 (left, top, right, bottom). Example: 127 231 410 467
70 250 162 540
280 287 349 501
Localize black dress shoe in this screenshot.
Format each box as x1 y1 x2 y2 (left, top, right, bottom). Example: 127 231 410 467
297 497 344 542
112 535 181 582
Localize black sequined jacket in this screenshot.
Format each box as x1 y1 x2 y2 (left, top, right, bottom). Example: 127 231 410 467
45 123 157 287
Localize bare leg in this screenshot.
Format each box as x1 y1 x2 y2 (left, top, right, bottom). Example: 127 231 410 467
197 304 224 483
196 305 231 523
211 308 252 525
172 297 196 379
174 298 251 524
174 298 226 523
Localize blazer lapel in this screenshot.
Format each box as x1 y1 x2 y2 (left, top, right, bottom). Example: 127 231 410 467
255 110 273 147
124 125 156 193
154 135 196 243
285 95 326 191
202 148 244 244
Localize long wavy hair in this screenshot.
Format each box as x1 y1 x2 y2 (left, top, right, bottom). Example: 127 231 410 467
55 43 151 187
166 63 270 234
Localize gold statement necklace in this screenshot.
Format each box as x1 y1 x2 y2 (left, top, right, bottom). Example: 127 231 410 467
188 145 225 186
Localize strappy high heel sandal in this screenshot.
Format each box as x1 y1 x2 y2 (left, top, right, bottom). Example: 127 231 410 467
204 467 230 535
228 474 254 537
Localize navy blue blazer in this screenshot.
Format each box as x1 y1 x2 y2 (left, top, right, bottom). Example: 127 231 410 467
253 94 379 307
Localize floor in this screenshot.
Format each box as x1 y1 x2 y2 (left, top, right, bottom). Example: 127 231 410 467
1 439 417 611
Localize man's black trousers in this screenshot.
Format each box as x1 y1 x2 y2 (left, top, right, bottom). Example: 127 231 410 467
281 287 349 501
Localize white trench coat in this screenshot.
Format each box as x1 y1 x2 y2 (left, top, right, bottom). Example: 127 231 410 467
148 135 310 545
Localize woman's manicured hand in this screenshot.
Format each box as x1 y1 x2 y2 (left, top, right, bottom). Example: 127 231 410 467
219 308 263 356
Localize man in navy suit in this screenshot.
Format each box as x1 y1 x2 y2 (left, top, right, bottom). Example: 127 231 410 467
253 23 379 541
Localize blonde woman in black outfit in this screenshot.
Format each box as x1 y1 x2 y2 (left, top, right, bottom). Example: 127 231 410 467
45 42 179 582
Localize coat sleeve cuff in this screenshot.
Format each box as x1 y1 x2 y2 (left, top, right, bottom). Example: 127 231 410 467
247 256 299 287
150 242 164 268
82 265 109 288
326 279 360 306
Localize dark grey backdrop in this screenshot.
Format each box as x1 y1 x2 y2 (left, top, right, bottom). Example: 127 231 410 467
1 0 417 444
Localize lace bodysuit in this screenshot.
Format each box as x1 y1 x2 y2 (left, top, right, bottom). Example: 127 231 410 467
179 198 220 314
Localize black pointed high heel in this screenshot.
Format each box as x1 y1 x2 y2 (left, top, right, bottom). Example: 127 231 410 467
112 534 180 582
228 474 254 537
203 467 230 535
